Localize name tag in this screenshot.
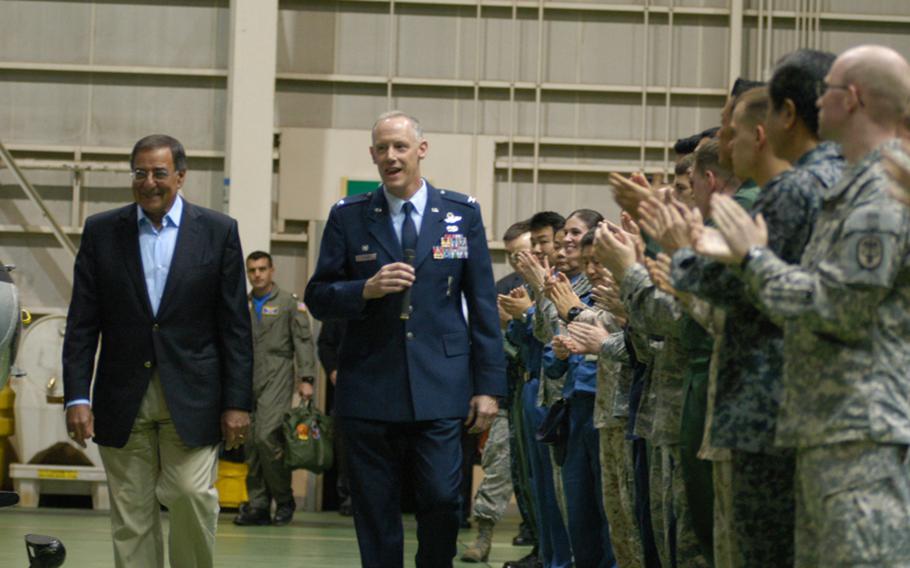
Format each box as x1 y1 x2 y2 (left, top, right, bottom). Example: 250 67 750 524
355 253 378 262
262 306 279 316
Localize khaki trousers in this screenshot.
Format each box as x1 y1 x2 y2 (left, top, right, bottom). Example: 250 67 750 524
99 374 220 568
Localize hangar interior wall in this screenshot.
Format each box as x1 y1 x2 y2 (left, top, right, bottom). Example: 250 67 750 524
2 0 910 313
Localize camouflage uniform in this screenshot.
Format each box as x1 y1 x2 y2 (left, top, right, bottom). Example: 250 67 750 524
472 408 514 523
742 139 910 566
573 308 642 568
622 264 710 568
671 165 828 567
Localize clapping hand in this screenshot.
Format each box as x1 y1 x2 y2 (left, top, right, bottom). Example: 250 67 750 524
566 321 609 355
609 172 653 219
639 196 700 254
701 195 767 263
594 221 638 282
544 272 583 320
515 250 550 295
498 286 533 319
551 335 575 360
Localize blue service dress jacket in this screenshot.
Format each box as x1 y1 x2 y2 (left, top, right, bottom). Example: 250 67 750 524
305 183 506 422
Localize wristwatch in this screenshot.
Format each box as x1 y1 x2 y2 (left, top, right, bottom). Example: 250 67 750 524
741 246 766 270
299 376 315 385
566 306 584 322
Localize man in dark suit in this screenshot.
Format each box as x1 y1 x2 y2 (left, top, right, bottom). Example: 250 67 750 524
63 134 252 568
305 111 506 568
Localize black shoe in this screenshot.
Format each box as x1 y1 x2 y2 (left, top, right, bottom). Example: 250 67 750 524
502 552 542 568
273 501 296 526
233 504 271 526
511 523 535 546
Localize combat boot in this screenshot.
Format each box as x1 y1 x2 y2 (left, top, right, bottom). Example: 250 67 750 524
461 517 495 563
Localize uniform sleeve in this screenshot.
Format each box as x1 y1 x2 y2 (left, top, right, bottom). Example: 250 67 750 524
533 296 560 344
291 298 317 379
743 203 910 343
621 263 684 339
62 220 101 404
305 206 370 321
217 219 254 411
460 204 508 397
599 331 629 365
670 248 748 309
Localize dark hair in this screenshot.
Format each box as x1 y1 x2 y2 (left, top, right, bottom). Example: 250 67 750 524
246 250 273 266
673 126 720 156
567 208 604 231
130 134 187 172
769 49 836 138
693 139 735 182
502 219 531 242
731 78 765 100
529 211 566 233
580 228 597 249
735 87 771 128
675 153 695 176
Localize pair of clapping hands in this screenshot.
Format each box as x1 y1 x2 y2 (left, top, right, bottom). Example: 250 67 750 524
610 170 769 265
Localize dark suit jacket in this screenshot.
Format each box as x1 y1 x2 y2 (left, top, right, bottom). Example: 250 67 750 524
305 184 506 422
63 200 253 448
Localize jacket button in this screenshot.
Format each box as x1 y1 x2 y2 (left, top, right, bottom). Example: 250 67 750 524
406 332 414 340
144 361 152 368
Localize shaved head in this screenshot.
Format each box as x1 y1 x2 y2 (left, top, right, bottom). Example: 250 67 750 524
838 45 910 126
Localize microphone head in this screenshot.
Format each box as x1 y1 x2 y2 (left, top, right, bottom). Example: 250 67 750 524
404 249 416 262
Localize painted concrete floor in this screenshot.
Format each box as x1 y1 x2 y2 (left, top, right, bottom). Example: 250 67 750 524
0 508 532 567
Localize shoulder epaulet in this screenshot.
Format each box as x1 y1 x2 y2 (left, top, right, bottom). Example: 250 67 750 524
438 189 478 208
334 192 372 208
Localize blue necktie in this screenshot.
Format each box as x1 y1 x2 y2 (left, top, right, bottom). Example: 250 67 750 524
401 201 418 254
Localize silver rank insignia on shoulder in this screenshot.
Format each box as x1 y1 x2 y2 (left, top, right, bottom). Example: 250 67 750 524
337 199 345 205
444 212 462 223
467 196 477 204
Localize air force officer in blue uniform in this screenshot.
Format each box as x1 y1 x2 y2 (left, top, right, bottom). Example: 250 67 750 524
305 111 506 567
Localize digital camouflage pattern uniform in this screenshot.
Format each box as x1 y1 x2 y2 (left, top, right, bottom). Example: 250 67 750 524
471 408 515 523
671 165 825 567
622 264 709 568
247 286 316 511
573 307 642 568
742 140 910 567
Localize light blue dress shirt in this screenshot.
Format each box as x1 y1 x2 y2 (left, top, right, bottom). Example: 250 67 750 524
66 195 184 410
138 194 183 315
383 179 427 244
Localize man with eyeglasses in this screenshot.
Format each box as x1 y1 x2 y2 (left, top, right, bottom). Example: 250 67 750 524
697 45 910 566
63 134 252 568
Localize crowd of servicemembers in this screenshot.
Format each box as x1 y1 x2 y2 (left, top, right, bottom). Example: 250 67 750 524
460 44 910 568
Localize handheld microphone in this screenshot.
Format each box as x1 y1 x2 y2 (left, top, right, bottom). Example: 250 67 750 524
400 248 415 320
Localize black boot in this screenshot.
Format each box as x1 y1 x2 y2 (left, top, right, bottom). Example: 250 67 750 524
233 503 271 526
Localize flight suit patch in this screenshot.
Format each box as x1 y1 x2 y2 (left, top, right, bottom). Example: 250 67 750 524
297 301 308 313
262 306 279 316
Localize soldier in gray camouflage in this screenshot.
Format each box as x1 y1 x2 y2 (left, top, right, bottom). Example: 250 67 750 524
703 44 910 568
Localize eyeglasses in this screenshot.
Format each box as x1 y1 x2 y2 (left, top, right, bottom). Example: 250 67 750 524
131 168 171 181
816 81 864 107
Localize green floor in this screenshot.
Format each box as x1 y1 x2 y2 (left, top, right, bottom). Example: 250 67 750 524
0 508 531 567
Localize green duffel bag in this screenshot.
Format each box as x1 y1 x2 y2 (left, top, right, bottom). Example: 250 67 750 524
283 400 334 473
